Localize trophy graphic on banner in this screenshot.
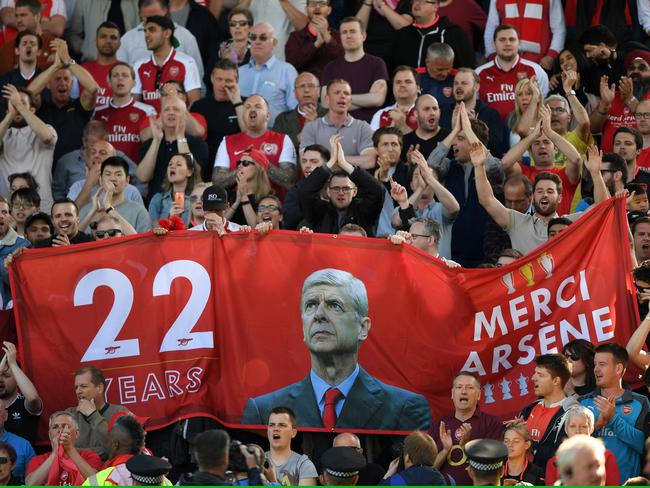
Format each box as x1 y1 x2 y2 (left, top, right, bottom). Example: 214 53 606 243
538 253 555 279
483 383 495 404
501 272 516 295
517 374 529 396
499 378 512 400
518 263 535 287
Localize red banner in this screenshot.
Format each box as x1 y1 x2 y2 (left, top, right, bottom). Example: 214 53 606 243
10 197 638 437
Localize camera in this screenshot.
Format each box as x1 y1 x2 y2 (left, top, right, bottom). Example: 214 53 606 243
228 440 254 473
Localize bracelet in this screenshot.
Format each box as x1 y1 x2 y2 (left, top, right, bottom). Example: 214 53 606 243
105 206 113 214
597 107 609 116
233 101 243 108
242 200 251 206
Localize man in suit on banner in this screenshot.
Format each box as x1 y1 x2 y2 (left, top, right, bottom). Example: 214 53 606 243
242 268 432 431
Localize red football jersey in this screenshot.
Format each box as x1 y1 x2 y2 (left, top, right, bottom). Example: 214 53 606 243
0 0 66 44
94 98 156 163
82 60 117 108
133 48 201 113
476 57 546 121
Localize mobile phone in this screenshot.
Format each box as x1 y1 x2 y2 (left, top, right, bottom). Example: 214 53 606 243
174 192 185 207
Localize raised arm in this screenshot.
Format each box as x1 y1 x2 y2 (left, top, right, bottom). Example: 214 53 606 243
540 104 581 184
590 76 615 134
501 122 540 174
54 39 98 110
627 312 650 370
583 145 609 206
413 150 460 219
562 70 591 143
470 142 510 229
2 84 55 145
279 0 308 30
2 342 41 414
135 118 163 183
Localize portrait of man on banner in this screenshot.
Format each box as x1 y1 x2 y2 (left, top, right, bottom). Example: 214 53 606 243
241 268 432 430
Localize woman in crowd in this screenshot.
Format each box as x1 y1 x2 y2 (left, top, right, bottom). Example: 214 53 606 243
544 405 620 485
219 8 253 66
148 154 201 227
506 78 536 162
501 421 544 485
8 172 39 194
189 182 210 229
549 47 599 110
226 151 273 227
562 339 596 397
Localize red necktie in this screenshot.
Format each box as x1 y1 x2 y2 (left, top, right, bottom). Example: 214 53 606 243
322 388 342 430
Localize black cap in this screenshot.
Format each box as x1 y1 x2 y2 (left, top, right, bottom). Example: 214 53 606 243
628 210 647 225
145 15 180 48
126 455 171 485
464 439 508 472
202 185 229 211
321 447 366 478
24 212 54 234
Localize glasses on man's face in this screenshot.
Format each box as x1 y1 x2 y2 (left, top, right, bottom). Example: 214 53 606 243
249 33 271 42
96 229 122 239
229 20 250 27
189 195 202 202
12 202 34 211
307 0 330 6
257 204 280 212
549 107 567 114
600 168 616 174
629 64 648 72
0 457 8 465
329 186 353 194
636 112 650 120
410 233 432 239
237 159 255 167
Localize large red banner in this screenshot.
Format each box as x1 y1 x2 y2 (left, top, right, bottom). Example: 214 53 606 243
10 197 638 436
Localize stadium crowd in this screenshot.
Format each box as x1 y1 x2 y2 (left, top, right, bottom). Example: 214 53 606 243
0 0 648 485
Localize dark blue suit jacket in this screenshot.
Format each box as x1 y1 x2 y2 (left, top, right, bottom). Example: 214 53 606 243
241 367 432 431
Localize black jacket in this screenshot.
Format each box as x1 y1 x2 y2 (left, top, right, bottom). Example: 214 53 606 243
178 468 262 486
299 166 384 237
391 16 474 71
520 397 577 469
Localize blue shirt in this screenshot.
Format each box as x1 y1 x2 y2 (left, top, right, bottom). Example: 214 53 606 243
310 364 360 418
239 56 298 126
0 429 35 480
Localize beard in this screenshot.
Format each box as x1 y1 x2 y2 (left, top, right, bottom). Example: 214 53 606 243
534 200 558 217
11 119 27 128
634 78 650 100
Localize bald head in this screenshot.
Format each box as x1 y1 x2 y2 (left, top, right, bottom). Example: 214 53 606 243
333 432 361 449
295 72 320 108
636 99 650 135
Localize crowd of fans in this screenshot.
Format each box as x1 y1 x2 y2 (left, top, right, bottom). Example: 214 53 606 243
0 0 649 485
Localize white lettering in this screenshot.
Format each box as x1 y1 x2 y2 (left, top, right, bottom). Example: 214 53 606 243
593 307 614 341
509 295 528 330
474 306 508 341
556 276 576 308
461 351 487 376
492 344 513 373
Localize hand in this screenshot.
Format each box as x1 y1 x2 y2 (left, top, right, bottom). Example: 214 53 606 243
584 144 603 175
238 225 253 233
328 134 341 168
299 226 313 233
224 82 242 105
205 214 226 236
240 444 258 470
406 144 420 164
548 73 561 91
302 103 318 122
389 178 408 205
255 221 273 235
175 110 187 138
103 186 115 208
444 259 461 268
458 422 472 446
1 84 23 112
458 101 471 130
52 232 71 247
540 55 555 71
2 342 17 368
594 394 616 425
152 227 169 236
562 70 578 94
3 248 24 269
619 76 634 103
236 173 249 201
169 202 184 217
90 188 103 213
439 421 453 451
388 108 407 130
384 458 400 478
375 155 390 181
50 38 71 66
413 167 427 190
503 415 525 427
150 117 163 142
529 75 541 103
538 103 552 134
599 76 615 106
469 142 488 168
59 428 75 453
262 460 277 483
77 397 96 417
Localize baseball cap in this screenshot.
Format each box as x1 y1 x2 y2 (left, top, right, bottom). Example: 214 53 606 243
24 212 54 234
202 185 229 211
145 15 180 48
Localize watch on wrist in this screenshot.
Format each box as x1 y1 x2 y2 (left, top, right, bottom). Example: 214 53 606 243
65 59 76 68
105 206 113 214
177 137 187 144
568 89 576 96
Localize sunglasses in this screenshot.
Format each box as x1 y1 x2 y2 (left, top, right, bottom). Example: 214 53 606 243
229 20 250 27
190 195 202 202
96 229 122 238
237 160 255 167
249 33 271 42
0 457 9 465
565 353 580 361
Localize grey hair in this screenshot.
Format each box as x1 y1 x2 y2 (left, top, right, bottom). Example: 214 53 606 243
49 411 78 429
556 435 605 479
408 217 441 244
426 42 454 61
301 268 368 318
545 94 571 115
563 405 595 434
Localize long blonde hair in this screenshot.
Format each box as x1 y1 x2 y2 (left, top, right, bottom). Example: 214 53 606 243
509 78 534 130
239 161 272 201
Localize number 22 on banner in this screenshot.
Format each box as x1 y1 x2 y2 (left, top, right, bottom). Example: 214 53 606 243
73 260 213 362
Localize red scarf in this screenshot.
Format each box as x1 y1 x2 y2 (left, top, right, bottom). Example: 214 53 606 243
47 443 85 486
